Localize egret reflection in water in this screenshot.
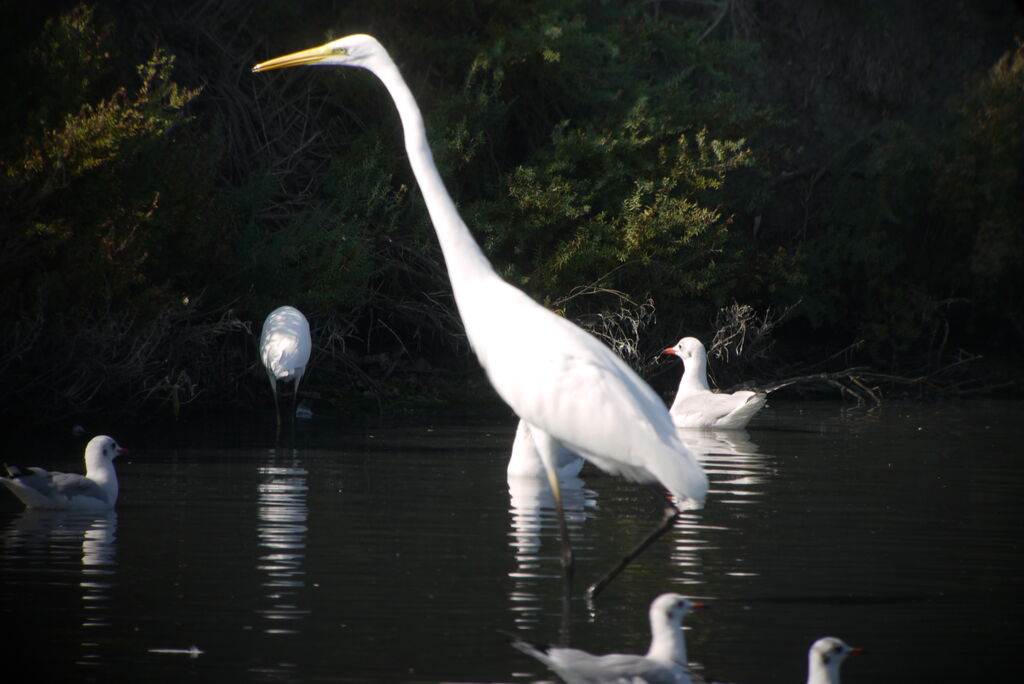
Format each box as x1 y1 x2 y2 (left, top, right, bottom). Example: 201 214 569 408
256 449 310 634
507 466 596 630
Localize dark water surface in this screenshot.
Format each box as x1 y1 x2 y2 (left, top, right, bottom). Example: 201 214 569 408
1 400 1021 682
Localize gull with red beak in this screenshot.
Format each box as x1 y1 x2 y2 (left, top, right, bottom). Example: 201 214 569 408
663 337 766 429
512 593 707 683
807 636 865 684
1 435 127 510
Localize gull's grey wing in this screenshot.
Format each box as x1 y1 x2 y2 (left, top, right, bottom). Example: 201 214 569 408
3 466 60 498
51 472 108 504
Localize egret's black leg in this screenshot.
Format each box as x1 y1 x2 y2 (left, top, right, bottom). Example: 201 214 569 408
585 487 679 603
272 380 283 438
548 468 575 601
290 378 300 431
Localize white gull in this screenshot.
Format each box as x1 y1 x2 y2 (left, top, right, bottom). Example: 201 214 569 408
512 593 705 683
806 636 864 684
1 435 125 510
663 337 766 429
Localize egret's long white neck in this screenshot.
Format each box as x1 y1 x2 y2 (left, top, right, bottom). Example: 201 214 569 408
366 56 497 299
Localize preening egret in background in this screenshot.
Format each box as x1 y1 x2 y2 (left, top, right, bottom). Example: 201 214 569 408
507 418 584 480
806 637 864 684
511 593 705 683
0 435 125 510
260 305 312 429
663 337 766 429
254 34 708 599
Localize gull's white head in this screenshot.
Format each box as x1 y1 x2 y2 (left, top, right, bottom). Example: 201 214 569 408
808 636 863 683
651 592 706 625
85 436 126 468
663 337 706 362
253 34 388 73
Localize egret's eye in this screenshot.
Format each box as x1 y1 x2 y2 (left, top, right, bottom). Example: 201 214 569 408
331 47 348 56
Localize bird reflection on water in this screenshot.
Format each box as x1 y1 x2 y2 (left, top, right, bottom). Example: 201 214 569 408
670 428 771 583
507 466 597 632
5 509 118 665
255 448 310 635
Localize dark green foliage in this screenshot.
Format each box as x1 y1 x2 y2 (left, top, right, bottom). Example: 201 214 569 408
932 42 1024 331
0 4 235 420
1 1 1021 424
787 39 1024 364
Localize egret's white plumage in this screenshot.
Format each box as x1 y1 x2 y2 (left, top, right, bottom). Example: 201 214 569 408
512 593 704 684
0 436 125 510
806 637 863 684
260 305 312 425
663 337 766 429
508 418 584 480
253 35 708 595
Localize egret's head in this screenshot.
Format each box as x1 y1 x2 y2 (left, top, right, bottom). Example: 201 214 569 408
252 34 385 73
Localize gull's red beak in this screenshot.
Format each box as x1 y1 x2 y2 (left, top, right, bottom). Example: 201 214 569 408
662 347 677 356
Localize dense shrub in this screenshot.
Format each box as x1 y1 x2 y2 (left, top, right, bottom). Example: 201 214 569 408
1 1 1021 424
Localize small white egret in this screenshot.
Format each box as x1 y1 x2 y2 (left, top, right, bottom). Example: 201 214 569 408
511 593 705 684
663 337 766 429
253 35 708 599
507 418 584 480
260 305 312 428
806 636 864 684
0 435 125 510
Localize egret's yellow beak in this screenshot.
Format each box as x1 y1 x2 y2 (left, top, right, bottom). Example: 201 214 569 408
252 44 332 73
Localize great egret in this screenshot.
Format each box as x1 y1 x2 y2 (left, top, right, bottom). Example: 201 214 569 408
0 435 126 510
807 637 864 684
511 593 705 683
507 418 583 480
260 305 312 429
253 34 708 599
663 337 766 429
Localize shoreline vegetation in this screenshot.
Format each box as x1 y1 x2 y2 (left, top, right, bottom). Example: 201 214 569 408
2 2 1022 428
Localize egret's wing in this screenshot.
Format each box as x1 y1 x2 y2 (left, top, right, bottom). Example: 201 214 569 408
260 306 312 377
508 418 583 478
472 284 707 502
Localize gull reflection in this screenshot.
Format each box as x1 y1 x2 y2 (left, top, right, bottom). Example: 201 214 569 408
4 509 117 666
256 448 310 635
670 428 771 582
679 428 768 504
